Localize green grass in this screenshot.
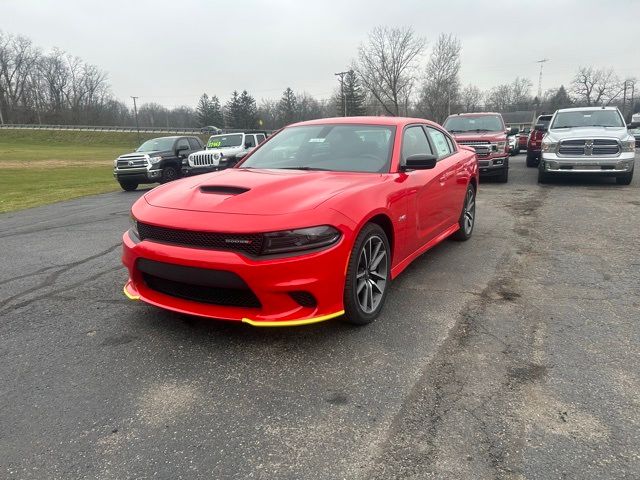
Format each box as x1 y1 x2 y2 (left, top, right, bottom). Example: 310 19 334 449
0 129 208 213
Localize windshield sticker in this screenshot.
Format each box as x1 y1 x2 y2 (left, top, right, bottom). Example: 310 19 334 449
208 141 222 148
308 138 326 143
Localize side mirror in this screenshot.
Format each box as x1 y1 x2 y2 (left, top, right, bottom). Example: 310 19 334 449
402 154 438 171
176 145 189 157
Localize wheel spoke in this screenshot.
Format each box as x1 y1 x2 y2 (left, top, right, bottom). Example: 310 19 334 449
370 270 386 281
357 279 366 294
370 250 386 270
371 279 384 295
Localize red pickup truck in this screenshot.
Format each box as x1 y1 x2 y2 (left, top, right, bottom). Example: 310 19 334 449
443 112 512 183
526 114 552 167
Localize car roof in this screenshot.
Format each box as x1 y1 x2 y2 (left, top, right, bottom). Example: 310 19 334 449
288 116 443 129
446 112 502 117
555 106 620 113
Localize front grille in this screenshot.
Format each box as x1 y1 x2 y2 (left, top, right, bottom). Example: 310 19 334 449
143 273 261 308
117 155 148 169
189 152 221 167
558 139 620 156
289 291 317 308
137 222 263 256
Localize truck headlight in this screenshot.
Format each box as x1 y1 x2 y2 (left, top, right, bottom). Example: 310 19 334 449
113 159 118 167
541 141 558 153
621 139 636 153
261 226 341 255
149 155 162 165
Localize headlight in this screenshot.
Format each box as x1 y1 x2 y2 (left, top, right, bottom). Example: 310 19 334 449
113 159 118 167
129 213 139 237
261 226 341 255
622 139 636 153
149 155 162 164
541 141 558 153
494 141 506 151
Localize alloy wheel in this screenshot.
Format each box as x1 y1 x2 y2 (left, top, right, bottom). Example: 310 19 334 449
463 188 475 235
356 235 388 314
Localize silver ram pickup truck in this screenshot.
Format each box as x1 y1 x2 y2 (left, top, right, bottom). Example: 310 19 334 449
539 107 636 185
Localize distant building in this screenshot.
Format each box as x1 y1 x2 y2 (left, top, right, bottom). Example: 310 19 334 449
501 111 537 131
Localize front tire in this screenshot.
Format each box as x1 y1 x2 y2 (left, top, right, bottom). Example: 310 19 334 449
526 152 538 168
119 181 138 191
342 223 390 325
497 167 509 183
538 163 550 183
452 184 476 241
616 170 634 185
161 166 179 183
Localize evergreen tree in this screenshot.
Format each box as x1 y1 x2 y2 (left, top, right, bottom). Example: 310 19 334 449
196 93 214 126
336 70 367 117
224 91 242 128
547 85 572 112
210 95 224 127
278 87 298 126
237 90 258 129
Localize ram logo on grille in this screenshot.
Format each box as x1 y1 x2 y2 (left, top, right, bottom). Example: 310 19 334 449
584 140 594 156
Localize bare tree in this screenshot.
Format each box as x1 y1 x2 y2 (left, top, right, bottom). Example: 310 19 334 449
571 67 624 106
355 26 425 116
510 77 533 107
460 85 484 112
486 84 513 111
416 33 461 123
0 31 40 122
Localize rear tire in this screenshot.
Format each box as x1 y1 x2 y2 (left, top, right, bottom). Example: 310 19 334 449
526 153 538 168
342 223 390 326
119 181 138 191
452 184 476 241
616 170 633 185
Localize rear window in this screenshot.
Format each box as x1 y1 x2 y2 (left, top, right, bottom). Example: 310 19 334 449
443 115 504 133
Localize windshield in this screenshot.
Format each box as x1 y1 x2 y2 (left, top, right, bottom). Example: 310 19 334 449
207 134 243 148
551 110 625 129
443 115 504 133
239 124 395 173
136 137 175 152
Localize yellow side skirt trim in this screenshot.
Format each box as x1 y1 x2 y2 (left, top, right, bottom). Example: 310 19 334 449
123 284 140 301
242 310 344 327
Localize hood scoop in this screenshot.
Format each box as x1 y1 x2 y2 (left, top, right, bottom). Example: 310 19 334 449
199 185 250 195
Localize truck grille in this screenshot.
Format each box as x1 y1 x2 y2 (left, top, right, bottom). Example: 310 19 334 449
143 273 261 308
460 143 492 158
137 222 264 256
189 151 221 167
558 139 620 156
117 154 148 169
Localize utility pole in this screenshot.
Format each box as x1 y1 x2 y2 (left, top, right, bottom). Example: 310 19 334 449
536 59 549 100
335 71 349 117
131 96 140 143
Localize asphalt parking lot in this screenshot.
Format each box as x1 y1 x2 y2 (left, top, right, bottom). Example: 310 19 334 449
1 154 639 480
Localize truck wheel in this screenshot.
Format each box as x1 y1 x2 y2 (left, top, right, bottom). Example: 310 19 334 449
161 166 179 183
526 153 538 167
119 181 138 191
497 167 509 183
537 164 550 184
616 170 633 185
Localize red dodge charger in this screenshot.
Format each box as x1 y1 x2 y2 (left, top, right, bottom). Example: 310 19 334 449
122 117 478 326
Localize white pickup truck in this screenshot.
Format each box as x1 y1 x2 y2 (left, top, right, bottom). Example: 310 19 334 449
182 131 267 176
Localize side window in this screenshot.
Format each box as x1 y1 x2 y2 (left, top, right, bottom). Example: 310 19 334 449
256 134 266 144
445 135 455 152
426 128 452 158
176 138 190 151
188 137 201 150
402 126 432 160
244 134 256 148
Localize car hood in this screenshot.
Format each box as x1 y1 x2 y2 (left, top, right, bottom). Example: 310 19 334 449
450 132 505 142
547 126 629 141
119 150 170 159
144 168 386 215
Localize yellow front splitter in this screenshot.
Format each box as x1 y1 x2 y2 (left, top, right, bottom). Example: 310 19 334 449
242 310 344 327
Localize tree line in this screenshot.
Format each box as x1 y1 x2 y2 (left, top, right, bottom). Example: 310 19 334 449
1 28 637 129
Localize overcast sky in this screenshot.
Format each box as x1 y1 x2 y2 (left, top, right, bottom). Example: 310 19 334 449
2 0 639 109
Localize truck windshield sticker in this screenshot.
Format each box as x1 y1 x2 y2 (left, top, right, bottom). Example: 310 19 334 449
208 140 222 148
308 138 326 143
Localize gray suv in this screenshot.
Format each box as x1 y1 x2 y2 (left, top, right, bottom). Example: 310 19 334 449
539 107 636 185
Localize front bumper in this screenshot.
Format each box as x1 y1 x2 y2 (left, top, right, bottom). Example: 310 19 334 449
478 156 508 176
181 164 226 176
114 167 162 183
540 152 635 174
121 230 350 325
